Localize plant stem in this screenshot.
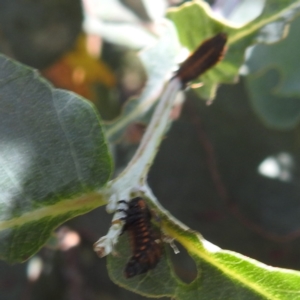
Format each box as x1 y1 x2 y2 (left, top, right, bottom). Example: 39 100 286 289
111 77 181 188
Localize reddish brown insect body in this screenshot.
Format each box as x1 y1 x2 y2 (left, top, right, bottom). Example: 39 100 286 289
175 32 227 86
118 197 162 278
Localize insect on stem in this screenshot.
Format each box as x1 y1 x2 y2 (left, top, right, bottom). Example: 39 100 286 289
175 33 228 87
119 197 162 278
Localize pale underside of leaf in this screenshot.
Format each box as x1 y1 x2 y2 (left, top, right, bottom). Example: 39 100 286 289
104 19 181 142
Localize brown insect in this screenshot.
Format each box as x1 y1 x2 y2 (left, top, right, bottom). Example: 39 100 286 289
117 197 162 278
175 32 228 87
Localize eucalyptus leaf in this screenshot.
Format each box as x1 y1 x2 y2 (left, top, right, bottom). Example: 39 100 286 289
108 209 300 299
0 55 112 263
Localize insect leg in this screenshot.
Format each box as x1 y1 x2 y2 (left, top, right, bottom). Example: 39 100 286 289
117 200 129 205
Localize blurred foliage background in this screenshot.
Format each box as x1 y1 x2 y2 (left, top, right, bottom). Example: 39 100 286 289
2 0 300 299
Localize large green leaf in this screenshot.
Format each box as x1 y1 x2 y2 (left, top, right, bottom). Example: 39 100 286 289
108 203 300 299
0 55 112 263
245 16 300 129
167 0 300 99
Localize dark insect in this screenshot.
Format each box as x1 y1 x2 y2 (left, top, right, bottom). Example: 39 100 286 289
175 32 228 87
117 197 162 278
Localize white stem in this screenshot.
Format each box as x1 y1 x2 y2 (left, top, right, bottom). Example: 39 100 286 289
117 77 182 184
97 77 182 256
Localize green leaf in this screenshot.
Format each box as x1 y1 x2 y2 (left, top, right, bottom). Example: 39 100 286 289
173 229 300 300
245 16 300 129
0 55 112 263
167 0 300 100
108 205 300 299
